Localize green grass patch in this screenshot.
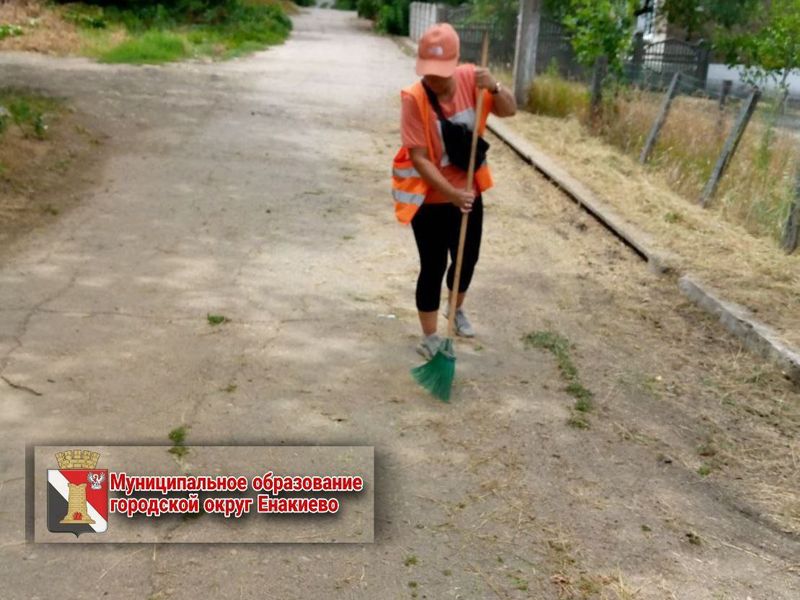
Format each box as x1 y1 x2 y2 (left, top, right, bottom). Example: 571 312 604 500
207 313 228 325
68 1 291 64
0 91 61 141
527 68 590 119
99 29 189 64
523 330 594 427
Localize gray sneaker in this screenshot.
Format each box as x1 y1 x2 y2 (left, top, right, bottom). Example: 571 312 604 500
416 334 443 360
444 306 476 337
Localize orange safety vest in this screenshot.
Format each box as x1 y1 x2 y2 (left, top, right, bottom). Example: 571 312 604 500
392 81 494 225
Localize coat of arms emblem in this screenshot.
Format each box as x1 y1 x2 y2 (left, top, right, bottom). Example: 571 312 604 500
47 450 108 536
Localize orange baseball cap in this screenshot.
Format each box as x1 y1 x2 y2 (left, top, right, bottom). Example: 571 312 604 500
416 23 460 78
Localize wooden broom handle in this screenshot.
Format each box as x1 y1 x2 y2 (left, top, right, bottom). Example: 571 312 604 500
448 30 489 337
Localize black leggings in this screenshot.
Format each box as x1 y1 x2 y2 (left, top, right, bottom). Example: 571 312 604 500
411 196 483 312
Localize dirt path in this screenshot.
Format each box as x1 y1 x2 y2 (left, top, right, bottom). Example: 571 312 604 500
1 9 798 599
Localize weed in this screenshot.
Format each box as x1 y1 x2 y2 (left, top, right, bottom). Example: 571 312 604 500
168 445 189 458
0 105 8 135
508 575 528 591
0 93 58 139
207 313 228 325
403 555 418 567
0 24 23 41
686 531 702 545
523 330 594 423
33 113 47 139
168 425 189 459
568 414 590 429
697 464 712 476
664 210 683 223
168 425 188 446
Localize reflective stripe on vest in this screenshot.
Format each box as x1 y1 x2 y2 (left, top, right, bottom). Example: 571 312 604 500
393 78 494 224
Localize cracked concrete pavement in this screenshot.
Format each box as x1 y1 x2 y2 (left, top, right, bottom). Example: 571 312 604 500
1 8 799 599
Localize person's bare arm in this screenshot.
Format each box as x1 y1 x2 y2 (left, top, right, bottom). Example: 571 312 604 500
475 67 516 117
409 147 475 213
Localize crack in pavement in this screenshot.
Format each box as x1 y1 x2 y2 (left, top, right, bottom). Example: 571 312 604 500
0 271 79 382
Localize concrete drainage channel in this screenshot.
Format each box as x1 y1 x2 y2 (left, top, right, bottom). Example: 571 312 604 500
485 118 800 385
396 35 800 384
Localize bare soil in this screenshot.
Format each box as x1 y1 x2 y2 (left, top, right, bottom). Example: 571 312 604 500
0 92 107 259
0 0 84 55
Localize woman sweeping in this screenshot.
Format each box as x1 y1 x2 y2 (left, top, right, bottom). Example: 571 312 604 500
393 23 516 359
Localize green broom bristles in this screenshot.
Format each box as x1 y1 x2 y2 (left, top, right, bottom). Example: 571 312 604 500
411 337 456 402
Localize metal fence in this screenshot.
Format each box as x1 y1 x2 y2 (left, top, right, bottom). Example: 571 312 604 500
437 4 517 71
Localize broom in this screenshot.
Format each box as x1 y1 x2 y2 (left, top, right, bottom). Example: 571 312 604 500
412 31 490 403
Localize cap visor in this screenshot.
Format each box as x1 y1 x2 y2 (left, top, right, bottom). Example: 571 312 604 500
416 58 458 78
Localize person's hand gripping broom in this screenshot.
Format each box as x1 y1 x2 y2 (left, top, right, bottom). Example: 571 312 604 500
411 31 490 402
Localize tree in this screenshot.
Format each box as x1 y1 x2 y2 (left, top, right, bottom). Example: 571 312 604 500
561 0 638 75
660 0 759 40
718 0 800 89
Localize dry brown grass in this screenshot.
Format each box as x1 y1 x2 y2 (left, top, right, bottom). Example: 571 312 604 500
528 73 590 120
0 0 86 55
600 88 800 242
506 112 800 350
528 77 800 244
0 90 104 254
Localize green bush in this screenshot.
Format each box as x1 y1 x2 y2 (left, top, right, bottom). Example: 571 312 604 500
376 0 408 34
356 0 380 18
0 24 24 40
70 0 291 63
334 0 358 9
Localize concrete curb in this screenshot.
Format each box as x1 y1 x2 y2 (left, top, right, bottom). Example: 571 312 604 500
486 118 676 274
678 276 800 383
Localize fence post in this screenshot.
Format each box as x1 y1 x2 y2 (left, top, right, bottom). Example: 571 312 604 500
716 79 732 135
700 87 761 207
631 31 644 85
512 0 542 107
718 80 732 111
695 39 710 87
589 55 608 122
639 72 681 164
782 171 800 254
